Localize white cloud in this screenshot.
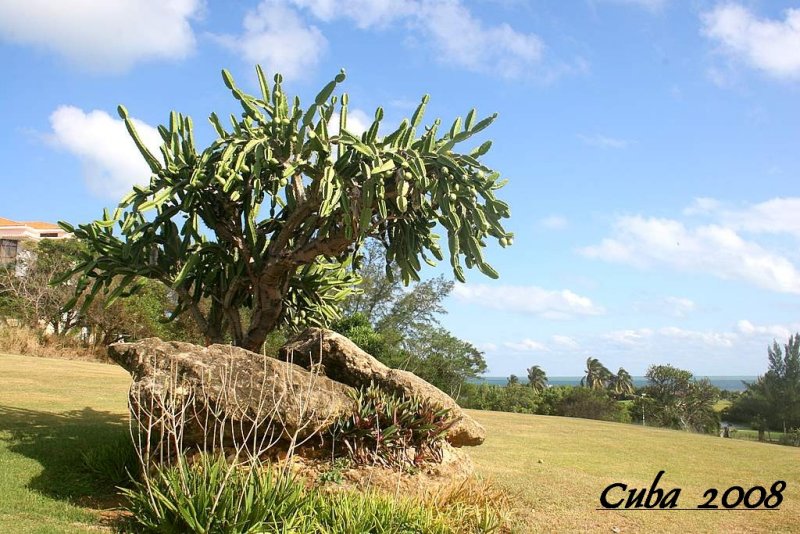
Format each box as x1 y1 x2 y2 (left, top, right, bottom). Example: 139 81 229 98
452 284 604 319
48 106 162 198
658 326 737 348
664 296 695 318
504 338 548 352
273 0 547 79
719 198 800 238
736 320 800 340
604 328 653 347
578 134 630 149
218 1 327 80
702 4 800 80
475 342 499 353
414 1 543 79
552 335 579 349
603 326 736 349
580 215 800 294
289 0 414 28
0 0 200 73
328 109 370 136
683 197 722 216
540 215 568 230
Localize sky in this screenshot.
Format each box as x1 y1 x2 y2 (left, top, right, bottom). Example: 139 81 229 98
1 0 799 377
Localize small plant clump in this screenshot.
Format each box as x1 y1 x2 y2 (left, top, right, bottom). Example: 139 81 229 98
332 383 455 468
120 452 502 533
80 431 141 488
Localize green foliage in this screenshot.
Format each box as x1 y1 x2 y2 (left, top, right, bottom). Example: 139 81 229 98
556 387 630 423
461 382 631 424
307 490 451 534
331 312 401 365
122 453 309 533
526 365 547 393
643 364 720 433
84 278 202 345
460 383 537 413
581 357 612 390
79 432 140 488
778 428 800 447
333 265 487 397
727 333 800 434
121 452 489 533
609 367 635 398
403 325 487 397
61 66 511 352
317 457 350 485
0 239 85 333
332 384 454 468
0 238 201 347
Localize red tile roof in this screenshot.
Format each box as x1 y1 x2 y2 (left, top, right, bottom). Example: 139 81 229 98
24 221 61 230
0 217 23 227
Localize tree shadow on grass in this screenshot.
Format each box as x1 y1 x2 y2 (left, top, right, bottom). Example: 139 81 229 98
0 404 130 503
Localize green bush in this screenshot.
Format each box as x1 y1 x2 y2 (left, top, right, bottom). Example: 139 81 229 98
556 387 628 422
332 384 454 467
121 453 309 533
310 490 450 534
459 383 540 413
80 431 140 488
119 452 496 533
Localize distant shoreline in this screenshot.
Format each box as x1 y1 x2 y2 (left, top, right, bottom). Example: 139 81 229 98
471 376 757 392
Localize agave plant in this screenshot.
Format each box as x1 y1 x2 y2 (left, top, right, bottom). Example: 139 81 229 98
332 383 454 467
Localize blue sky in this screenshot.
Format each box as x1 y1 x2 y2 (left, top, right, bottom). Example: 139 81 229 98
1 0 799 376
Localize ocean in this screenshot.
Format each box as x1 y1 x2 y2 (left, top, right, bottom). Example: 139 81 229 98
471 376 757 392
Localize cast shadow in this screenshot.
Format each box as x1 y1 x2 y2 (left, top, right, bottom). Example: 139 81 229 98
0 404 129 502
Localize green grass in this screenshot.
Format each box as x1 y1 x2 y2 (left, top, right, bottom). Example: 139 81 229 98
0 352 130 533
1 352 798 533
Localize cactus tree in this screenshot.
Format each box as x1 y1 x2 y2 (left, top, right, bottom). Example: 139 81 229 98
61 67 513 352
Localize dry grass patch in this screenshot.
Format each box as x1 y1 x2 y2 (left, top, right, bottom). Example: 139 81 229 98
468 409 800 533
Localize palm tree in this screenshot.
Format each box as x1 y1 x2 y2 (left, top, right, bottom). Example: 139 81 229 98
609 367 635 397
581 357 611 390
526 365 548 393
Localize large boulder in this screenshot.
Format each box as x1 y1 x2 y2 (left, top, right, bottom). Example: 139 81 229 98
109 338 356 450
279 328 486 447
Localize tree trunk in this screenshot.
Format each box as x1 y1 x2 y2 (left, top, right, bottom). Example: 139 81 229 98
241 283 285 352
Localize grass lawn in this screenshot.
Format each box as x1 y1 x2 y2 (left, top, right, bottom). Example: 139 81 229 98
1 352 798 533
468 410 800 533
0 353 130 533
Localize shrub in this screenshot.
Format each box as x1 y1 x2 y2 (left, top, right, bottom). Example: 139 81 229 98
80 431 140 488
310 490 450 534
121 453 309 533
556 388 627 422
779 428 800 447
120 452 501 533
332 384 454 468
459 383 540 413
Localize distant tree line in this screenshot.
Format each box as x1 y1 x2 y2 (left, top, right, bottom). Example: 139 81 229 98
724 334 800 445
460 357 722 434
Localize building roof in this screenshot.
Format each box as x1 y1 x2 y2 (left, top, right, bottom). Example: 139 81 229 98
24 221 61 230
0 217 23 227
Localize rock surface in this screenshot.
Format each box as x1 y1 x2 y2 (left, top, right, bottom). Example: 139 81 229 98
279 327 486 447
109 338 356 449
